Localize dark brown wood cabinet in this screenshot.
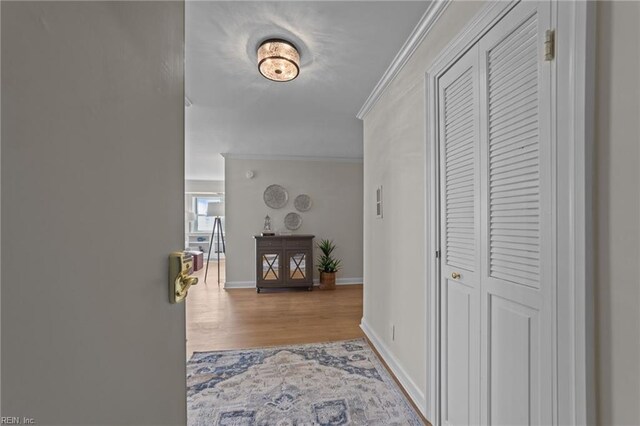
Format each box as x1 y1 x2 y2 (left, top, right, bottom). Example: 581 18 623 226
254 235 314 292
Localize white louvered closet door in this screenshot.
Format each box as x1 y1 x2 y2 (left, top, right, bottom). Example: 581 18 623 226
477 1 553 425
438 44 482 426
438 1 554 425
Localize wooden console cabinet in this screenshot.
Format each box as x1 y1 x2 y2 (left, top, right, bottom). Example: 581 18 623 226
254 235 314 292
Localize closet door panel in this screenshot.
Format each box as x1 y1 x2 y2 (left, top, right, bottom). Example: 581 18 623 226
438 45 481 426
487 294 540 426
486 10 542 290
442 280 473 426
478 2 553 425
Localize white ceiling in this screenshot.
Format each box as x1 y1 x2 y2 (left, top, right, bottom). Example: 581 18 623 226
185 1 430 181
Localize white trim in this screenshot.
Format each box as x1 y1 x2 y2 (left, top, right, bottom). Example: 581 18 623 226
556 1 596 424
312 277 364 285
333 277 364 285
221 153 363 164
360 318 427 417
223 281 254 289
425 70 439 425
356 0 451 120
185 191 223 195
427 1 517 77
424 1 594 425
224 278 363 290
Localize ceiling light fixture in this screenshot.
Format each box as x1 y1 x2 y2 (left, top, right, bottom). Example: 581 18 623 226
257 39 300 82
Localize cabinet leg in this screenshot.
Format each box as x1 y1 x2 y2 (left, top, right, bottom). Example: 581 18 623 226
307 286 313 291
256 287 261 293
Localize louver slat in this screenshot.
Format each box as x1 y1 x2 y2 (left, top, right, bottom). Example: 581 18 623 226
488 14 540 288
443 67 476 271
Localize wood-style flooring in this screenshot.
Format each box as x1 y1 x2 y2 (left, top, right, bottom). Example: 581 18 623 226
185 260 428 425
185 260 364 357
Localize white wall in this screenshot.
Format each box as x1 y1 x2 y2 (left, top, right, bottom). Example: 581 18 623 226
225 157 363 285
595 2 640 424
362 1 485 411
1 2 186 424
185 179 224 194
362 0 640 422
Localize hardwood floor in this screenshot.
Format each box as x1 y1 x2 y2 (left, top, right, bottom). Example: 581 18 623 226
185 260 364 357
185 260 429 425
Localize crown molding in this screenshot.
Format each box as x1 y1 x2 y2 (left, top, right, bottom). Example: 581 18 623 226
221 153 363 163
356 0 451 120
184 191 223 195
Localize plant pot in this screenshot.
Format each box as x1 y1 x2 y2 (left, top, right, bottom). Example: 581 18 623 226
319 271 336 290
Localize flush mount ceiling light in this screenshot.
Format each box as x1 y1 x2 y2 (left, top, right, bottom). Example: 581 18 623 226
257 39 300 82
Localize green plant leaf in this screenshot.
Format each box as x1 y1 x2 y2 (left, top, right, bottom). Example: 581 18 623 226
316 239 342 272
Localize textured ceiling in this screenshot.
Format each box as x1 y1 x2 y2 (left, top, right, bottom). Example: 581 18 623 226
186 1 430 180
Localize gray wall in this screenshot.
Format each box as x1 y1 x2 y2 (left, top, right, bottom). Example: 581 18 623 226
225 158 363 285
595 2 640 424
1 2 186 424
362 1 485 409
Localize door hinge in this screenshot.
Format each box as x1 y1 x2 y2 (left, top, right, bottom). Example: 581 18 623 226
544 29 555 61
435 250 441 259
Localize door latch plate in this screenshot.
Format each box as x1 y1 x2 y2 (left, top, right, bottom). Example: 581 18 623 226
169 251 198 304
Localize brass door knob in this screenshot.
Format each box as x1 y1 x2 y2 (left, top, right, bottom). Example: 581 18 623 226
175 273 198 299
451 272 461 279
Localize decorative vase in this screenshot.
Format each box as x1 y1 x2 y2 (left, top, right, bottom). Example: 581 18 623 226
319 271 336 290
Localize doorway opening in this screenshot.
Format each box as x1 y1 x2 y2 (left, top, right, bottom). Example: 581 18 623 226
182 1 433 425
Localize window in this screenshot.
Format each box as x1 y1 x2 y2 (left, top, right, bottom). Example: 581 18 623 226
194 196 224 233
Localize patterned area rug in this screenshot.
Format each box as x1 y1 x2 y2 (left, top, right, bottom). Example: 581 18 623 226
187 339 423 425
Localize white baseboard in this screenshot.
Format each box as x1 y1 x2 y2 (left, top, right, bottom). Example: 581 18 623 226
313 277 363 285
223 281 254 289
339 277 363 285
360 318 427 418
224 278 363 289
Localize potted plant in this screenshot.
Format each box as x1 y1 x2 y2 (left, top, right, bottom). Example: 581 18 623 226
317 239 342 290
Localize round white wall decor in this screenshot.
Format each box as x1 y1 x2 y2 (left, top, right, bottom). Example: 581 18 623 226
294 194 312 212
284 212 302 230
263 184 288 209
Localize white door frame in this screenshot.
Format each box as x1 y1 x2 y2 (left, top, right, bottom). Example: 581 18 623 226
425 1 595 424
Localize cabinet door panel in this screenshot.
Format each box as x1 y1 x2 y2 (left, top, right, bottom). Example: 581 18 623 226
286 250 311 282
257 250 284 285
